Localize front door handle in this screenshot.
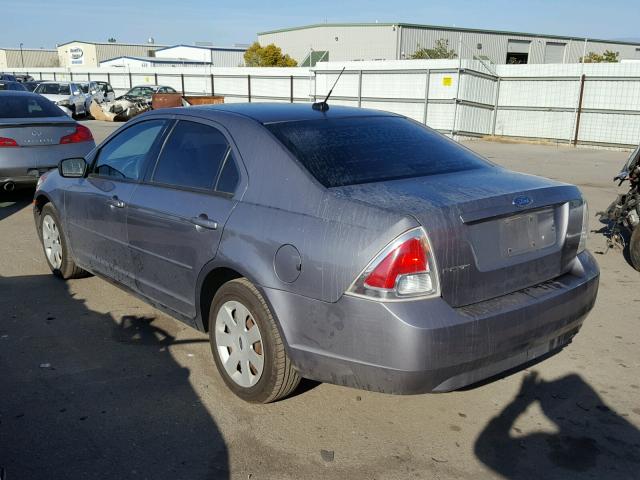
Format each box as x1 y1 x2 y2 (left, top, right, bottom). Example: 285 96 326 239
107 196 125 208
191 214 218 231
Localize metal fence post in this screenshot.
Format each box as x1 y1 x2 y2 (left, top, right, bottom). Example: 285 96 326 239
180 73 185 95
154 72 158 85
452 68 462 136
422 69 430 125
70 71 73 81
491 77 501 136
39 72 43 80
247 75 251 102
573 74 586 146
357 70 363 108
128 71 132 88
290 75 294 103
211 73 215 96
53 71 56 81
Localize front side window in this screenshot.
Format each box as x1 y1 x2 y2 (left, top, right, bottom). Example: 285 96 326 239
93 120 166 180
152 120 230 190
266 116 490 188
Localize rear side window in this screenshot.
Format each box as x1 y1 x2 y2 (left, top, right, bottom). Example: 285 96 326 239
266 116 489 188
93 120 165 180
36 83 71 95
152 120 230 191
0 95 65 118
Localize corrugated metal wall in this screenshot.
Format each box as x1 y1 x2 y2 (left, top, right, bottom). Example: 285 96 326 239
258 25 398 64
0 49 58 68
400 26 640 64
210 49 245 67
95 43 165 63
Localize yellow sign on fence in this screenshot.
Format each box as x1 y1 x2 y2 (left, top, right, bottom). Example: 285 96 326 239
442 76 453 87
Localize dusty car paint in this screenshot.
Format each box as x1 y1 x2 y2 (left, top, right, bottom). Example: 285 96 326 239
34 103 599 394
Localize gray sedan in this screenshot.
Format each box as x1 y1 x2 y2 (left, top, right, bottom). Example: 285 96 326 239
0 91 95 192
33 104 599 403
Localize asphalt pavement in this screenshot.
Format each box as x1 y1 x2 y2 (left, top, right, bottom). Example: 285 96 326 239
0 120 639 480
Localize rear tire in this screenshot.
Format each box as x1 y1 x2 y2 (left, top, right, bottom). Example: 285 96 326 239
209 278 300 403
39 203 86 279
629 226 640 272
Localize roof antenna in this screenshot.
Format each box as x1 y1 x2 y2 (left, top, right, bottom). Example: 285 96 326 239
312 67 346 112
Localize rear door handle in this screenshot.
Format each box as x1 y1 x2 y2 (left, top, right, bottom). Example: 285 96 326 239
107 196 125 208
191 214 218 231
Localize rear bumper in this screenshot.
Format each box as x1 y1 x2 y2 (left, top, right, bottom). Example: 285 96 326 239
0 142 94 186
264 251 599 394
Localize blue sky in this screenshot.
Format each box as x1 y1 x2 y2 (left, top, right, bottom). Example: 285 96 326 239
3 0 639 49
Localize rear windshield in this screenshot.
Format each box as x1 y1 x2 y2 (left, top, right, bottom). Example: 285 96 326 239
266 116 489 188
36 83 71 95
0 95 66 118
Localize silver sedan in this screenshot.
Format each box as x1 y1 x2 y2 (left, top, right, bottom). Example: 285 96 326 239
0 91 95 192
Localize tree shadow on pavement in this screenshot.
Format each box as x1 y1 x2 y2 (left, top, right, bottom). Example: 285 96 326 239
0 274 229 480
475 371 640 480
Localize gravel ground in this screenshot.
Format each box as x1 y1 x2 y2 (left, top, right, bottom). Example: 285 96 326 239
0 120 638 480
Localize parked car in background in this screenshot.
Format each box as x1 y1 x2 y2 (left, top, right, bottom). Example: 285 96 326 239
14 74 34 83
0 73 17 81
22 81 41 92
118 84 177 104
80 81 115 111
0 81 27 91
0 91 95 192
33 103 598 403
34 81 87 117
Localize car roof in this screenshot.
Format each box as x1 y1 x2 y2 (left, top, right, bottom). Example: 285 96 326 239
0 90 41 97
38 81 76 85
179 102 400 124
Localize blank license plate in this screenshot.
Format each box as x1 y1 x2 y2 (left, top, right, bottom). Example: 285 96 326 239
499 208 556 257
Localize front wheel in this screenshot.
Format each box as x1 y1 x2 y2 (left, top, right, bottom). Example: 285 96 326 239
209 278 300 403
629 226 640 272
39 203 86 279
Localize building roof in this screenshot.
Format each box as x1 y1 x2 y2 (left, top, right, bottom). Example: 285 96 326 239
100 55 210 64
58 40 168 48
0 47 56 52
155 44 247 52
258 22 640 47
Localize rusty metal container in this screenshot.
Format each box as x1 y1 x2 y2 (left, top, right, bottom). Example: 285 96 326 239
152 93 224 110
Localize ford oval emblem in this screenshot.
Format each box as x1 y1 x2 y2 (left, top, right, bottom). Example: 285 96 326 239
512 195 532 207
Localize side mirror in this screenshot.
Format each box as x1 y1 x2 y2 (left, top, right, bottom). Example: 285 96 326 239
59 157 87 178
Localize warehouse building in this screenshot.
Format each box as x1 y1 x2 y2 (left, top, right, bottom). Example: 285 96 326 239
100 55 210 68
257 23 640 65
0 48 58 68
57 40 168 67
154 45 246 67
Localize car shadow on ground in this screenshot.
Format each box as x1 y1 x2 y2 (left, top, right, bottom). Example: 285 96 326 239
474 371 640 479
0 274 229 480
0 189 33 221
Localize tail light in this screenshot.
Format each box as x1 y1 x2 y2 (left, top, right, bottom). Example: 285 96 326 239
346 227 440 301
0 137 18 147
59 125 93 144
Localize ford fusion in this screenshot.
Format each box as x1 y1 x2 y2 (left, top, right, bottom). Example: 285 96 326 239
33 104 599 403
1 91 95 192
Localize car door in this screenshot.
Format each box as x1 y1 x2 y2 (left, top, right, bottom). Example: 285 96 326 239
64 119 170 287
126 118 243 318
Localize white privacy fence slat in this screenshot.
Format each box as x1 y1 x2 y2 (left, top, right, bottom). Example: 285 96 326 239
8 60 640 147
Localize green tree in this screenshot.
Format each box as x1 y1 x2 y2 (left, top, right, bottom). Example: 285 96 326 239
580 50 620 63
410 38 457 60
243 42 297 67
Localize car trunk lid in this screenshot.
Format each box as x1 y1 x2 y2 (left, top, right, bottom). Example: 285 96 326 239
0 117 77 147
332 167 584 307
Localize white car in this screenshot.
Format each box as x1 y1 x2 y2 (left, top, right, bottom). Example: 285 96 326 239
80 81 116 111
34 81 87 117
